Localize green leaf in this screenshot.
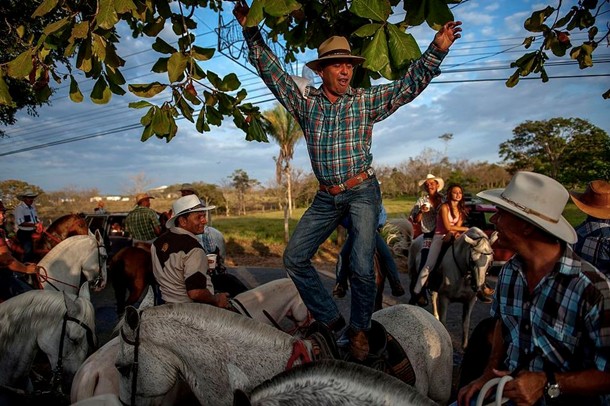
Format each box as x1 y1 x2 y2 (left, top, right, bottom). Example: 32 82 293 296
76 42 93 73
106 66 126 85
129 82 167 97
69 75 83 102
524 6 555 33
362 28 389 72
0 74 15 107
152 38 177 54
32 0 59 18
350 0 391 23
386 24 421 69
140 106 156 125
191 45 215 61
264 0 302 17
71 21 90 39
90 76 112 104
506 71 520 88
426 0 454 30
151 57 169 73
7 50 33 79
141 124 154 142
115 0 138 14
246 0 265 27
97 0 119 30
167 52 188 83
143 17 166 37
108 79 126 95
206 105 222 126
206 71 222 89
152 108 170 135
177 97 195 122
91 33 107 61
246 117 268 142
129 100 153 109
215 73 240 92
43 17 70 36
404 0 426 27
196 108 210 132
353 23 382 38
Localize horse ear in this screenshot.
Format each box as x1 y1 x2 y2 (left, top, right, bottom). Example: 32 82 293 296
232 389 252 406
95 229 103 245
125 306 140 331
463 234 476 246
64 291 79 317
138 287 155 310
490 231 499 246
79 281 91 301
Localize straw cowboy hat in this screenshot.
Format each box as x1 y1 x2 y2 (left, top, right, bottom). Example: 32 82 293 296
570 180 610 220
477 171 577 244
135 193 154 204
18 189 39 199
166 195 216 228
418 174 444 192
305 36 365 71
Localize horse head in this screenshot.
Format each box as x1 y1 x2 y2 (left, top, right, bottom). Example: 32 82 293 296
463 227 494 292
83 230 108 292
39 282 97 391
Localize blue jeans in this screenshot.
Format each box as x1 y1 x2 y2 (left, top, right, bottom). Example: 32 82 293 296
284 178 381 331
336 232 402 287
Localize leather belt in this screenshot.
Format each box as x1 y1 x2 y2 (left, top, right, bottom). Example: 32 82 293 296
319 168 375 196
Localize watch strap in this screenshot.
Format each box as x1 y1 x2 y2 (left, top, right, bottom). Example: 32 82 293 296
544 369 556 386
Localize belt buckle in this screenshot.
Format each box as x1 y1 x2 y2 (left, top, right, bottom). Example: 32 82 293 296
339 183 346 192
366 168 375 177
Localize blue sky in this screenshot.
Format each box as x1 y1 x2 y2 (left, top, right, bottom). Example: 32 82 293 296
1 0 608 195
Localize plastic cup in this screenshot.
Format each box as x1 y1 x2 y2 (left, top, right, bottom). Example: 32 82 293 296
207 254 217 270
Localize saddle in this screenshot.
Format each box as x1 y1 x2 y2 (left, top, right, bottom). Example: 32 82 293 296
427 237 455 292
304 320 416 386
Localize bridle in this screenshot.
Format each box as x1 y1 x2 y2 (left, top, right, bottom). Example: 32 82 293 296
37 240 106 291
50 311 97 394
120 311 142 406
451 236 491 292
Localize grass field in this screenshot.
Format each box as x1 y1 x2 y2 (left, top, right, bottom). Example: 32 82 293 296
215 197 587 249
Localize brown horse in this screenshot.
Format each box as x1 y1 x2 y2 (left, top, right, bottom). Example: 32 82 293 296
110 246 154 315
9 213 89 262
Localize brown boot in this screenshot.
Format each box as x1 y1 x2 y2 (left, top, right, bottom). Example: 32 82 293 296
348 329 369 361
332 282 347 298
482 283 495 296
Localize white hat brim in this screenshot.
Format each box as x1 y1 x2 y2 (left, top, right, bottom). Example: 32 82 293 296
477 189 576 244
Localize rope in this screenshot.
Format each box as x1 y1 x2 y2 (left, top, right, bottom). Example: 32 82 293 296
35 265 79 291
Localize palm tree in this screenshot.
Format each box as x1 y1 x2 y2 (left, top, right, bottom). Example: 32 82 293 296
263 103 303 242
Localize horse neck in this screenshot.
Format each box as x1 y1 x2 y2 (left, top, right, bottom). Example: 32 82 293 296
235 280 300 321
38 237 93 292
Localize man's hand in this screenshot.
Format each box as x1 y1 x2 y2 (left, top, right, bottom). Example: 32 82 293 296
214 292 231 309
232 0 249 28
434 21 462 51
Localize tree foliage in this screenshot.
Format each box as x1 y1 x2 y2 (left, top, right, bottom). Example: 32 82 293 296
0 0 607 145
0 179 44 209
499 117 610 186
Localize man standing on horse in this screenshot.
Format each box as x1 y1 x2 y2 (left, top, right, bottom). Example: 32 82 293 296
458 172 610 405
233 1 461 361
14 189 43 263
151 195 231 309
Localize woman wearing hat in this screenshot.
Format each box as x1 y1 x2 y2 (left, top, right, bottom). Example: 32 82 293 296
234 1 461 361
0 200 37 302
458 172 610 406
571 180 610 272
14 189 42 262
408 174 444 305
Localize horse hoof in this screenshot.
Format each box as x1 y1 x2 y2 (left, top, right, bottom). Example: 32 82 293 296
476 291 493 304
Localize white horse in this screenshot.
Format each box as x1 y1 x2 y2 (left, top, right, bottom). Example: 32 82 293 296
408 227 497 349
235 359 439 406
71 281 310 403
115 303 452 405
230 278 311 334
0 282 96 400
37 231 108 295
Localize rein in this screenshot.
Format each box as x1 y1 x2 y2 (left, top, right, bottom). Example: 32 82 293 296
120 312 142 406
51 311 96 393
42 229 63 246
229 297 252 318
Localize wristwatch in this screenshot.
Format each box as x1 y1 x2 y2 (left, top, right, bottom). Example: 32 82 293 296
544 370 561 399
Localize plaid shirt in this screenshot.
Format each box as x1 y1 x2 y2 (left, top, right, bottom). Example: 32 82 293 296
125 206 160 241
574 217 610 273
245 29 447 186
491 245 610 388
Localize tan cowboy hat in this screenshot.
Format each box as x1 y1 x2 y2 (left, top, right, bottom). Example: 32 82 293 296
477 171 577 244
135 192 154 204
418 174 444 192
305 36 365 71
18 189 39 199
570 180 610 220
166 195 216 228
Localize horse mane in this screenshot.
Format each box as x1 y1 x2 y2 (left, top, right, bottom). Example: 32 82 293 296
246 360 436 406
128 303 295 350
38 234 94 265
0 290 89 354
463 226 486 239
